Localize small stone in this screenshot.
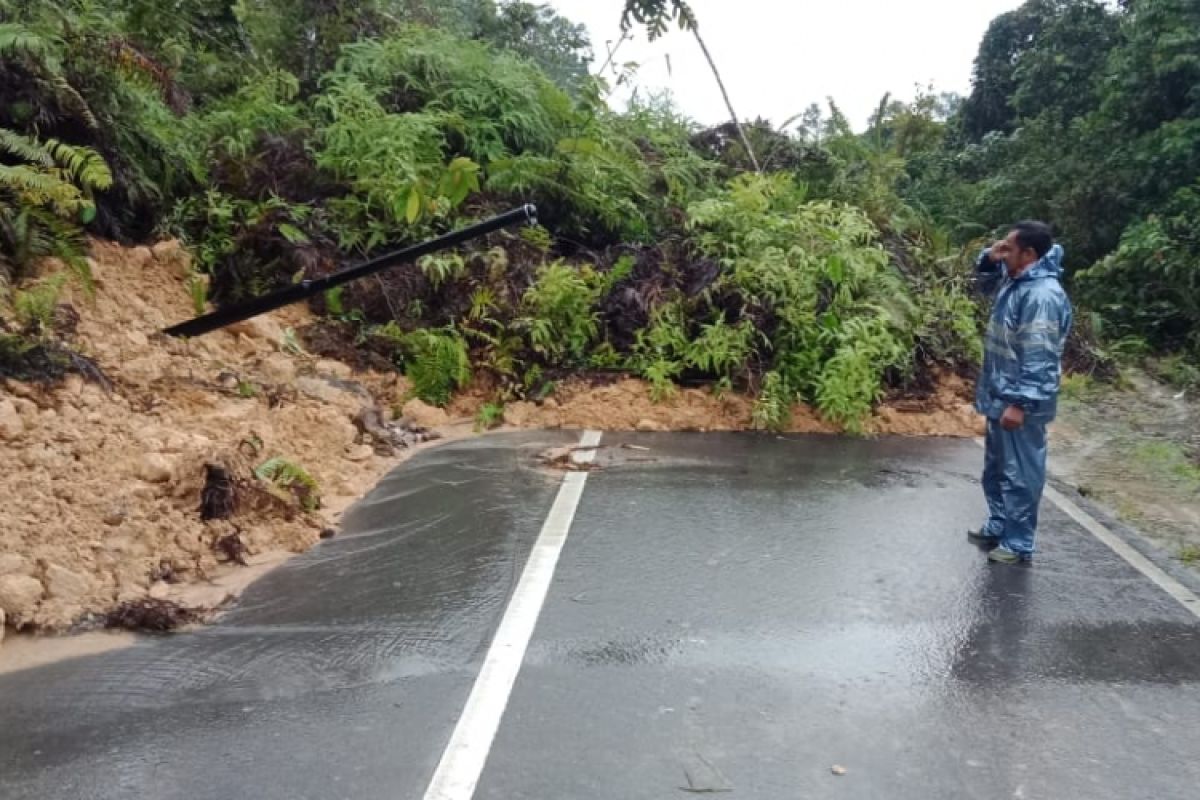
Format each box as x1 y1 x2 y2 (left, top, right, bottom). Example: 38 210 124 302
636 419 664 432
61 373 84 397
401 398 450 429
226 316 283 348
258 353 296 384
102 506 128 526
0 574 45 623
151 239 183 263
44 564 96 603
129 245 155 269
315 359 353 380
136 453 174 483
319 528 337 540
831 765 847 776
344 444 374 462
0 398 25 440
5 381 37 400
147 581 171 600
296 376 351 405
12 397 37 420
0 554 34 577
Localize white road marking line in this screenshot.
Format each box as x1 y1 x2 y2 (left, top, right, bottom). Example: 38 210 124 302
973 438 1200 619
422 430 602 800
1042 484 1200 619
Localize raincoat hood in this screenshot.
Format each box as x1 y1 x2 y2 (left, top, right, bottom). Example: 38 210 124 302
1016 243 1065 282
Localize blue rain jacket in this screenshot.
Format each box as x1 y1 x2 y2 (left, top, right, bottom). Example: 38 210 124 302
974 244 1073 425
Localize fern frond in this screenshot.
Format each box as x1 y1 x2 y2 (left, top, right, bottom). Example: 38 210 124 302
254 457 321 511
45 140 112 191
0 128 53 166
0 23 60 68
0 164 68 196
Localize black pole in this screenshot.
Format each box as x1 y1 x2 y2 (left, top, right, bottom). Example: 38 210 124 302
162 204 537 338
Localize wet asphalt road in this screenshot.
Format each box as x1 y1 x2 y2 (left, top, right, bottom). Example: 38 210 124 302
2 432 1200 799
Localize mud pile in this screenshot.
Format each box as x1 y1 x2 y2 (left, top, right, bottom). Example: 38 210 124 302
0 241 435 636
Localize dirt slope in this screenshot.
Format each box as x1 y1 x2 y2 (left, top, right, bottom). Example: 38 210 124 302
0 241 434 637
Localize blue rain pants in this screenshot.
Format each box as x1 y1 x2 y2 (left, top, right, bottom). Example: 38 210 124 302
980 417 1048 558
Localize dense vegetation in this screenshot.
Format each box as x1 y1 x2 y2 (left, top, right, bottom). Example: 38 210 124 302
1 0 1196 426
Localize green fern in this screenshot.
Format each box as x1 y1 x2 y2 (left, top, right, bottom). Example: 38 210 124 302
475 402 505 431
0 23 60 68
519 262 599 365
11 273 67 335
400 327 471 407
254 457 321 511
0 128 54 166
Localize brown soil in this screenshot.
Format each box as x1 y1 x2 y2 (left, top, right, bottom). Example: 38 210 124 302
0 240 441 642
458 371 982 438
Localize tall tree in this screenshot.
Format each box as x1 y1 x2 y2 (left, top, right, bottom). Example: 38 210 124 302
620 0 760 171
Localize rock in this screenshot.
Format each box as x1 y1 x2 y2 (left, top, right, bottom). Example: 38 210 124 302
636 418 664 432
402 398 450 429
4 379 37 399
151 239 180 260
147 580 171 600
151 240 190 275
125 329 149 348
84 256 101 286
0 554 34 577
44 564 96 603
136 453 174 483
258 353 296 384
78 384 106 409
0 398 25 440
12 397 38 420
102 506 128 526
315 359 353 380
226 316 283 348
0 574 45 623
129 245 155 269
344 444 374 462
296 376 352 405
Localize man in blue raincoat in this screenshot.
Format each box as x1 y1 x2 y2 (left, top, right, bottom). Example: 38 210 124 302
969 221 1073 564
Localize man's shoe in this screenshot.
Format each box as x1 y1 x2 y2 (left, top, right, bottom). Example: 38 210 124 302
967 528 1001 547
987 545 1030 565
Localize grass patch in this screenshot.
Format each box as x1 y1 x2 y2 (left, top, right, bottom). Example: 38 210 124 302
1060 372 1101 402
1132 441 1200 488
475 402 505 431
1179 545 1200 567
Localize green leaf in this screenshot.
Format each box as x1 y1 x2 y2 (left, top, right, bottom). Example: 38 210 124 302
278 223 309 244
405 188 422 224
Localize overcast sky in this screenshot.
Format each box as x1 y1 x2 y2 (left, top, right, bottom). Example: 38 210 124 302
548 0 1024 130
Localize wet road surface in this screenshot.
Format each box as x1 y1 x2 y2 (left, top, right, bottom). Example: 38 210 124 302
3 432 1200 799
